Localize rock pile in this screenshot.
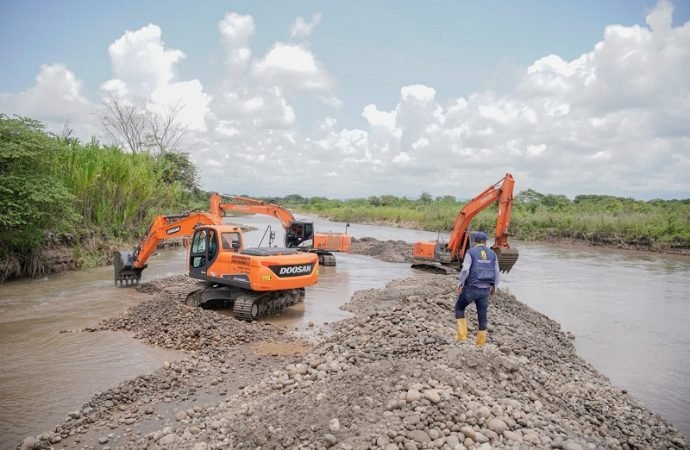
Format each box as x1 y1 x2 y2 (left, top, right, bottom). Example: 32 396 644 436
351 237 414 263
19 271 688 449
152 276 685 449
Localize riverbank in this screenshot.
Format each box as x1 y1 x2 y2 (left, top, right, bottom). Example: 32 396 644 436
340 218 690 256
17 271 687 449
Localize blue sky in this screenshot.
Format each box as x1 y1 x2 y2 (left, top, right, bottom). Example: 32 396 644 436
1 1 689 199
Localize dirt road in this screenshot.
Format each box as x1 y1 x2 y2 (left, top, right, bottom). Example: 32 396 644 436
17 240 688 449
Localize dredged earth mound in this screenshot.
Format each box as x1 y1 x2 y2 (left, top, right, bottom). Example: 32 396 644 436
350 237 414 263
18 268 688 449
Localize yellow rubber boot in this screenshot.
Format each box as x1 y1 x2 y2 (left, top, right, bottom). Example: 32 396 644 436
475 330 487 346
456 318 468 341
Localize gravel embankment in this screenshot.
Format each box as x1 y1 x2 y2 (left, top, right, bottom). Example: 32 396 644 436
17 239 688 449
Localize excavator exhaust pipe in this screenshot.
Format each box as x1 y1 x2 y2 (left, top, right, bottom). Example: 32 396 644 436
495 247 519 273
113 251 144 286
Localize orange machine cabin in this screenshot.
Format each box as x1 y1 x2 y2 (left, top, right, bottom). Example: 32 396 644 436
187 225 319 292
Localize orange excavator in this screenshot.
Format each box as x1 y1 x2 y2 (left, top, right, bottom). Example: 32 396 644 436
210 195 351 266
113 202 319 321
412 173 519 274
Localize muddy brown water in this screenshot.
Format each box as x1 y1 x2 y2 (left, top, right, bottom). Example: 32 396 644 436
0 214 688 446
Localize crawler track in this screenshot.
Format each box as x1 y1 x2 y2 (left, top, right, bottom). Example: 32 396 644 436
182 284 305 321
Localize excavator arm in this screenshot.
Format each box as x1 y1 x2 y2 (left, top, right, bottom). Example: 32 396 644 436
413 173 518 274
114 211 224 285
447 173 515 260
213 195 296 230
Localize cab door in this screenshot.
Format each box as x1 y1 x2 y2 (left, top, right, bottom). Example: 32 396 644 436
189 228 220 276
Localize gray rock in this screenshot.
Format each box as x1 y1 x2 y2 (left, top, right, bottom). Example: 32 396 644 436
487 418 509 434
503 430 522 442
474 432 489 443
19 437 40 450
403 413 421 425
423 389 441 404
446 435 460 448
562 440 584 450
408 429 431 443
476 406 491 418
406 389 422 402
324 433 338 446
159 433 179 445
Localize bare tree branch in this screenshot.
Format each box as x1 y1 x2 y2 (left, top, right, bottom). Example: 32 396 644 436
101 94 188 154
145 101 188 154
100 93 146 153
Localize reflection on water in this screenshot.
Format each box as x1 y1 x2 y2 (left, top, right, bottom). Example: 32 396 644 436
1 213 689 445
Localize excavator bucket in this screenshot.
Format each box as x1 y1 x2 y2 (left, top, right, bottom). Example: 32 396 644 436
113 251 145 286
494 247 519 273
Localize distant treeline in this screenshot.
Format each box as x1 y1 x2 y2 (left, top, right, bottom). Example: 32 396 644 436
0 114 205 281
262 191 690 251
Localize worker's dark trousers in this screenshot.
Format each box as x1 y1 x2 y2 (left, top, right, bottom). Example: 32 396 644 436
455 286 490 330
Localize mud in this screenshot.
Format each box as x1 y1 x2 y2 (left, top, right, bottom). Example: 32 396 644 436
350 237 414 263
17 262 688 450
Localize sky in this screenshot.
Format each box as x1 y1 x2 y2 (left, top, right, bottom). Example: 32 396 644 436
1 0 689 200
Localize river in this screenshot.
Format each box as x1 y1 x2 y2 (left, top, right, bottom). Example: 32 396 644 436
0 214 688 446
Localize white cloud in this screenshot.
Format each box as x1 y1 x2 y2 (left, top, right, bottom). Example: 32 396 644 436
0 64 98 136
219 13 255 79
290 13 322 38
251 43 335 93
2 2 689 199
102 24 212 132
107 24 183 95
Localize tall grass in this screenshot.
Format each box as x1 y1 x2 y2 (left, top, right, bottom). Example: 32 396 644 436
53 141 189 240
291 196 690 250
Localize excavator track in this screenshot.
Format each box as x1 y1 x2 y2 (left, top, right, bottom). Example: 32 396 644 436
178 283 305 321
411 262 457 275
232 288 305 321
317 252 337 266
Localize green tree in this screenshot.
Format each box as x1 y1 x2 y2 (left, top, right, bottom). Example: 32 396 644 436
155 151 199 191
0 115 78 255
418 192 433 204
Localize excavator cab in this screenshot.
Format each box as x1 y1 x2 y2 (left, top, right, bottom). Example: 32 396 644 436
285 221 315 248
188 227 242 276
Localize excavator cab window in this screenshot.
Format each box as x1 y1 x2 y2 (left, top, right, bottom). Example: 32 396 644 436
190 230 207 269
286 221 315 248
221 232 241 252
302 222 314 241
208 230 218 260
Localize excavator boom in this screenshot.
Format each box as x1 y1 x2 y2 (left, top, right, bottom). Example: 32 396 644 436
215 195 351 266
114 211 224 285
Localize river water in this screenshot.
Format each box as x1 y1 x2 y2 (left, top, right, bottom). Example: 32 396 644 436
0 214 688 446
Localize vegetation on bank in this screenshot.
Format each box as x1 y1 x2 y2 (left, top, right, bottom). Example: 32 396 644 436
265 191 690 251
2 113 688 281
0 114 206 281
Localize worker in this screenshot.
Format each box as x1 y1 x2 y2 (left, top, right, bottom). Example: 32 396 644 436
455 231 499 346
